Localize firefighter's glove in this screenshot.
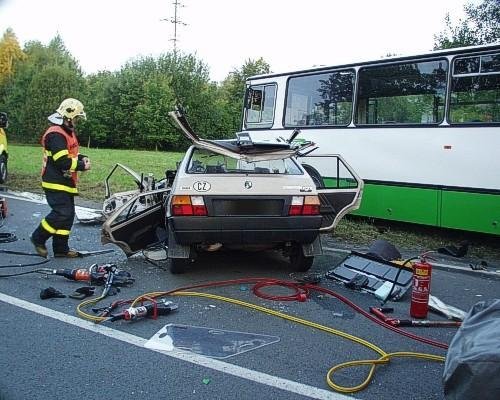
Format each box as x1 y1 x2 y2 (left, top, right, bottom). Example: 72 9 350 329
69 286 96 300
113 271 135 287
40 287 66 300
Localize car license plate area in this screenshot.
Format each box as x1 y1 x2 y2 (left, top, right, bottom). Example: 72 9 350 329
212 199 284 216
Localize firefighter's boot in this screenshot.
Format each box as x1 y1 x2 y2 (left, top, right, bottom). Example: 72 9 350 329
54 249 80 258
30 235 48 258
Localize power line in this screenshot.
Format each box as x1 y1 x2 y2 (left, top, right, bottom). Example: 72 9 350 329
161 0 187 55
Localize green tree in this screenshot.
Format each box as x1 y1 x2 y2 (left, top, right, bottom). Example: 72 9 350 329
133 74 177 149
0 36 84 142
0 28 26 83
157 52 217 141
80 71 118 148
82 52 220 150
1 33 272 151
23 65 85 141
434 0 500 49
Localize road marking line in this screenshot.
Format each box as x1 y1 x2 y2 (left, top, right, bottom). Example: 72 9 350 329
0 292 356 400
1 192 47 204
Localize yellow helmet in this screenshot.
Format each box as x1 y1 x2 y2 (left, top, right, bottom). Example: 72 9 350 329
56 98 86 120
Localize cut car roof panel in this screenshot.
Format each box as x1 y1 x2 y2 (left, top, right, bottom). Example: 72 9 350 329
169 109 315 162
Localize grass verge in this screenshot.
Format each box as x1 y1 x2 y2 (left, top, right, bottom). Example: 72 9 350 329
4 144 184 201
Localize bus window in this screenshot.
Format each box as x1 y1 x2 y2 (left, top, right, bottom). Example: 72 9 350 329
450 53 500 123
245 84 277 128
284 69 355 127
356 59 448 125
454 57 480 74
481 54 500 73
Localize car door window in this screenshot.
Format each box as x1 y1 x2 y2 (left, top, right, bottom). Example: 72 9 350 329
111 192 164 226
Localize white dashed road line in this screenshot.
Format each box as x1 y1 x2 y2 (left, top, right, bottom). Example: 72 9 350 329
0 292 356 400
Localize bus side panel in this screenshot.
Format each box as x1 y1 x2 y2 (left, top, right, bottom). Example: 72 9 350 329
353 183 439 226
441 191 500 235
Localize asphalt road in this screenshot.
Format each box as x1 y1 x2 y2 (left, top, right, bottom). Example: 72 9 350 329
0 194 498 400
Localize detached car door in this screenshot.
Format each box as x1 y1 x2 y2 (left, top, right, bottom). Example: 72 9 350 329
101 188 170 255
298 155 364 231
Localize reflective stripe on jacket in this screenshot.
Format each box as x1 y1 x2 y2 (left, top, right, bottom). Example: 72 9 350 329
41 126 80 194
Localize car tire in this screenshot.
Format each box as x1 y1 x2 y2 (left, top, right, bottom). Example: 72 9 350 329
169 258 190 274
289 244 314 272
0 154 7 184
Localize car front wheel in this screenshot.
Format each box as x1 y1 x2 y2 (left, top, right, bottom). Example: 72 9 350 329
0 154 7 184
289 243 314 272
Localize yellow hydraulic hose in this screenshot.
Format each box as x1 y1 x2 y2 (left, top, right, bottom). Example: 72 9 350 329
131 290 445 393
76 285 445 393
76 293 110 323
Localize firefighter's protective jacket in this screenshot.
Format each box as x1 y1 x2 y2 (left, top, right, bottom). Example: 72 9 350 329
41 125 86 195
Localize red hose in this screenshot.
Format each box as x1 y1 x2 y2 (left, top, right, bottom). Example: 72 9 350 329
252 280 309 302
140 277 449 350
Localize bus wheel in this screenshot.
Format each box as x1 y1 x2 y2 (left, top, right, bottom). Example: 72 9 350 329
289 244 314 272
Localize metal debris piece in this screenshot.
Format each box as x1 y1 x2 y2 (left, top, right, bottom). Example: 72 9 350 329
428 295 467 321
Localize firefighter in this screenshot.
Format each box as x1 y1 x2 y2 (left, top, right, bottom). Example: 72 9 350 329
30 98 91 258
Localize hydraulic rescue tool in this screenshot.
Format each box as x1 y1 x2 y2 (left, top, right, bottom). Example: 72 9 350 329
369 307 461 327
109 299 178 321
52 263 134 286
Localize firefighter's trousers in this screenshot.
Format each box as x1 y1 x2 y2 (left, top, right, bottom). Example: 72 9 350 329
32 191 75 253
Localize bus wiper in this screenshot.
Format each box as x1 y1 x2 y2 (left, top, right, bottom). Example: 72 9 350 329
287 128 301 144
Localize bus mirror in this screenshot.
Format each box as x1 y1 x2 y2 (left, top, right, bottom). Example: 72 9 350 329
244 88 252 109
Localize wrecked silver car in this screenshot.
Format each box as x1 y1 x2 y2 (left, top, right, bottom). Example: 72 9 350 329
102 110 364 273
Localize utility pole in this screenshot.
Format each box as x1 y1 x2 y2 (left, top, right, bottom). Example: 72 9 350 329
161 0 187 55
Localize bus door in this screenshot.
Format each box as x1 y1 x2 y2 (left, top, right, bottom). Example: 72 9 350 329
298 155 364 231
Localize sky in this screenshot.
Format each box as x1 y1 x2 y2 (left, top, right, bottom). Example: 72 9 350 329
0 0 474 82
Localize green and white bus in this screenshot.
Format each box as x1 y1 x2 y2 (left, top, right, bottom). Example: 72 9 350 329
243 43 500 235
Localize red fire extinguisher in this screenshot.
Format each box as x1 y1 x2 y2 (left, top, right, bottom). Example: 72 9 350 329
410 257 432 319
